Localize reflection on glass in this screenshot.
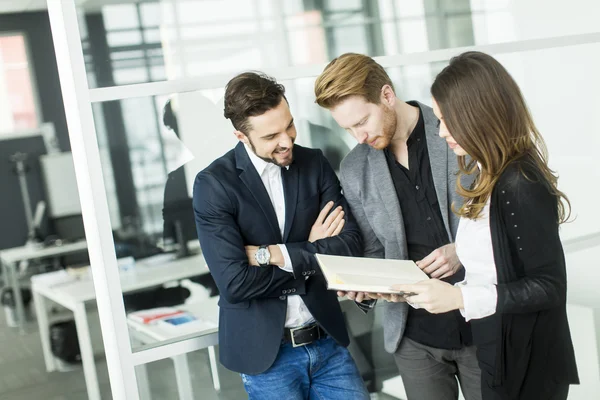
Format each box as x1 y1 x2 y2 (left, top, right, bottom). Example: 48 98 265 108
0 34 39 131
79 0 483 88
84 48 600 382
90 61 442 249
102 4 140 30
81 0 473 355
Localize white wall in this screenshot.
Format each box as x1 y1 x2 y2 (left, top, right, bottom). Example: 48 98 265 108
496 45 600 242
470 0 600 241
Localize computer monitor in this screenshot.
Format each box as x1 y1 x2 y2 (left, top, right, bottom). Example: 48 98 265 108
53 214 86 242
162 197 198 258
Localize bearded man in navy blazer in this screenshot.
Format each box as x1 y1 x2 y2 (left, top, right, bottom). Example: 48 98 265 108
193 72 369 399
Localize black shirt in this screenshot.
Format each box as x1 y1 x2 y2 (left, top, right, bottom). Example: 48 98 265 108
384 103 471 349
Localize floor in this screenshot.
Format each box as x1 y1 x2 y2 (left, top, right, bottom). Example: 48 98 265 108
0 306 399 400
0 310 250 399
3 293 598 400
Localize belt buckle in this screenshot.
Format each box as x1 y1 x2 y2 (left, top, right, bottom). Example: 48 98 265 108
290 325 320 348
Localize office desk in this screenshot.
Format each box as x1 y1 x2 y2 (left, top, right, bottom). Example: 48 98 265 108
128 297 220 400
31 253 209 400
0 239 88 330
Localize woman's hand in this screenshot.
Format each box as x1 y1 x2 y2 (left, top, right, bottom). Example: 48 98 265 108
390 280 464 314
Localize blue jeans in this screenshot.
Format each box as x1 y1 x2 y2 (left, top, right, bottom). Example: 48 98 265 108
240 336 369 400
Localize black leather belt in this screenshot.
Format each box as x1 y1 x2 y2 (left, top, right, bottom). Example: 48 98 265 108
283 323 326 347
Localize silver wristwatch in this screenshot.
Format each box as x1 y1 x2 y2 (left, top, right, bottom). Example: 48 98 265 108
255 245 271 267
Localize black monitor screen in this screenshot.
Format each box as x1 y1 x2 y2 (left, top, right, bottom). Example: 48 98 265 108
162 197 197 246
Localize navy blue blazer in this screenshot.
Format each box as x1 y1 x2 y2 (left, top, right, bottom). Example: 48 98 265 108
193 142 363 375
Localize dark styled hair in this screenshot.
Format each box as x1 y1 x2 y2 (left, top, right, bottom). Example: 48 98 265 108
431 51 570 222
223 71 286 133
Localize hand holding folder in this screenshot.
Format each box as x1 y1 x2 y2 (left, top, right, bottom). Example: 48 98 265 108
315 254 430 296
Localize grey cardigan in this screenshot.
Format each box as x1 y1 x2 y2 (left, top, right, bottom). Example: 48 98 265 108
339 101 472 353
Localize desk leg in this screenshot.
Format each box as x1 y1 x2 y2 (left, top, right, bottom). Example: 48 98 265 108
135 364 152 400
1 261 8 288
208 346 221 392
73 303 101 400
32 290 56 372
172 354 194 400
130 336 152 400
8 262 26 333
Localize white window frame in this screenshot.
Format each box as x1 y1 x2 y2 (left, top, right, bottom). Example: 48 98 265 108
46 0 600 398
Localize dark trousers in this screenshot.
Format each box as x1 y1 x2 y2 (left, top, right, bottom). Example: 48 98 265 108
393 337 482 400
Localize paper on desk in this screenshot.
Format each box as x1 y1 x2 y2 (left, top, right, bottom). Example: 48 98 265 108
315 254 429 294
128 307 185 324
31 269 78 287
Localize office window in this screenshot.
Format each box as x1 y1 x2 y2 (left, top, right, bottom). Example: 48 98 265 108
80 0 479 238
0 34 38 133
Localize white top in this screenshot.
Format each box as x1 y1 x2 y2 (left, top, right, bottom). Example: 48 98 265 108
455 198 498 321
245 145 315 328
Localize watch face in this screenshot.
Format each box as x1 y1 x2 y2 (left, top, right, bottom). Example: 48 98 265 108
256 248 270 265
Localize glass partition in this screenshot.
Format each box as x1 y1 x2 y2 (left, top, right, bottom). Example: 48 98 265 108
87 39 600 353
47 0 600 398
78 0 479 89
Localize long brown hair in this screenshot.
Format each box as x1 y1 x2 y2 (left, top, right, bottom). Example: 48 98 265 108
431 51 570 222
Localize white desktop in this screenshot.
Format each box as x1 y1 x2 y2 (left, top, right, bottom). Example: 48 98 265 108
31 251 212 400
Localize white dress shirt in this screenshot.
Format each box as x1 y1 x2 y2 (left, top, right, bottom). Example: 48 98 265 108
455 197 498 322
244 144 315 328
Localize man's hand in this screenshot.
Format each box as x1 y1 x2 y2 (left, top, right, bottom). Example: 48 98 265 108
337 291 405 303
245 245 284 267
375 293 407 303
417 243 461 279
309 201 345 242
390 280 464 314
336 291 375 303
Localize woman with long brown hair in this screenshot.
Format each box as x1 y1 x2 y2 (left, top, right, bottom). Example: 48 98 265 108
392 51 579 399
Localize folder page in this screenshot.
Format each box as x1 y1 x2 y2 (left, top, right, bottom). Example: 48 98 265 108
315 254 429 294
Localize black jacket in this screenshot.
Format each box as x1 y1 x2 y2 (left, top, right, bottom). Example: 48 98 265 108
193 142 363 375
475 156 579 398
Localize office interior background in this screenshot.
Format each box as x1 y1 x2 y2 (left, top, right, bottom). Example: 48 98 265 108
0 0 598 398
